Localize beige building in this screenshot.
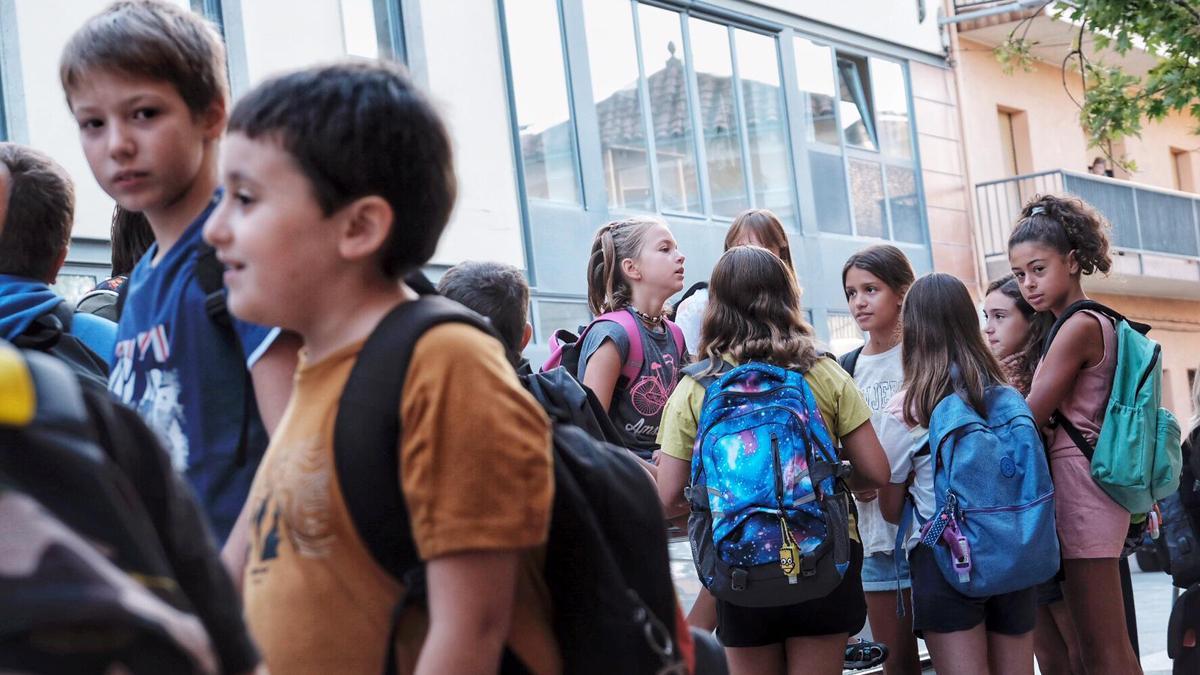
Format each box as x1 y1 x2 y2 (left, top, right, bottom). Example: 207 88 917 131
946 0 1200 417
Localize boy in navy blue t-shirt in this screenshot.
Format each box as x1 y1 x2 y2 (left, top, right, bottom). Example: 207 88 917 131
60 0 299 543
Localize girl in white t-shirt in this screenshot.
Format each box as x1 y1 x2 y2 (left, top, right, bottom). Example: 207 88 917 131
840 244 920 675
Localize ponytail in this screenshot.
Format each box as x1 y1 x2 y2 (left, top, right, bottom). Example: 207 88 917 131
586 217 661 316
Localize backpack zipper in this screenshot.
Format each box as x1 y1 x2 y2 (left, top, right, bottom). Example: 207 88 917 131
958 490 1054 515
1135 343 1160 394
771 433 785 508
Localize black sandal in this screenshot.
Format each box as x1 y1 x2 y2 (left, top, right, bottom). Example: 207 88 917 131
844 638 889 670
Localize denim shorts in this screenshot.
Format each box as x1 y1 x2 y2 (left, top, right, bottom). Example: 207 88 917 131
861 550 912 592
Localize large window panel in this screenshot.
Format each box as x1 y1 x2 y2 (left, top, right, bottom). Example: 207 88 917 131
584 0 654 212
638 4 701 214
838 55 877 151
849 158 885 237
870 59 912 159
505 0 582 205
887 166 922 242
793 38 839 146
811 151 852 234
690 18 747 218
736 29 794 227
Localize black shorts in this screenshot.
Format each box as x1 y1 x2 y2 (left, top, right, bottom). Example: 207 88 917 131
715 541 866 648
909 544 1036 637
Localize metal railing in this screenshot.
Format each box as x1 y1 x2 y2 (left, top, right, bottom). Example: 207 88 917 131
974 169 1200 264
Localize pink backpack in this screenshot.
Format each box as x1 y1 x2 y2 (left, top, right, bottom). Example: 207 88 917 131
541 310 685 383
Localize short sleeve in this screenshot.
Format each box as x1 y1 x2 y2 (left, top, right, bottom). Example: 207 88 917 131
834 375 872 439
399 324 553 561
656 376 707 462
803 358 871 440
235 319 280 368
877 392 929 484
576 320 630 381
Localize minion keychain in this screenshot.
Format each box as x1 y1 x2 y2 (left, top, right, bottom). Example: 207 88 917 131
778 515 801 584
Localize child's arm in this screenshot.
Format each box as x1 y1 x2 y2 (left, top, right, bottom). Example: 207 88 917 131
657 454 690 520
416 550 521 675
581 340 622 412
1024 314 1104 426
879 479 910 524
841 421 890 490
249 331 301 435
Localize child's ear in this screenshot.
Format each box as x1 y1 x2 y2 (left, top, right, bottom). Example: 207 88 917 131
621 257 641 281
521 322 533 351
1066 250 1081 275
338 196 394 265
199 98 227 141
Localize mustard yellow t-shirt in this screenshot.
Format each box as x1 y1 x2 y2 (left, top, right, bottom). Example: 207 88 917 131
657 355 872 462
242 323 558 674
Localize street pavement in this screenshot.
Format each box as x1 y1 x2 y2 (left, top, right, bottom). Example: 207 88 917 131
669 540 1180 674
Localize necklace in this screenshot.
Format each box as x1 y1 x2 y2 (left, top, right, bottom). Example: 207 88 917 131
631 306 663 326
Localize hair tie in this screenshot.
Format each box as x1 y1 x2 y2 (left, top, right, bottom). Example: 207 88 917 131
1030 206 1045 216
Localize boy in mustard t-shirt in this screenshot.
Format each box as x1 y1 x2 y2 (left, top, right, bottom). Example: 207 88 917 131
207 61 558 674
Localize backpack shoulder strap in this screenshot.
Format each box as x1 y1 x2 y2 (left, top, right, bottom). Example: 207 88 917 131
664 317 686 358
838 346 864 378
194 242 232 329
681 357 732 389
593 310 644 383
333 296 496 583
1040 300 1132 357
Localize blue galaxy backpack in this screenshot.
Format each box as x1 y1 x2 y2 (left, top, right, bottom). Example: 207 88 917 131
684 358 852 607
896 383 1059 598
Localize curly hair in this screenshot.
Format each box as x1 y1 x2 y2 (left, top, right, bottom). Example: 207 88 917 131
1007 194 1112 275
586 216 663 316
700 246 820 375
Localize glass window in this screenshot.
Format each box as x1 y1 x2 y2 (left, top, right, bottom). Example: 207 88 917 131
689 19 747 218
505 0 582 205
870 59 912 159
736 29 793 227
638 4 701 214
827 312 864 355
190 0 224 34
838 55 877 151
887 166 922 242
584 0 653 212
849 158 885 237
793 38 839 146
811 151 851 234
341 0 404 61
536 300 591 343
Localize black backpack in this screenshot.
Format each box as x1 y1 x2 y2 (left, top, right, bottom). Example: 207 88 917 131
1160 427 1200 588
0 344 218 674
11 301 109 389
837 345 864 378
333 296 685 675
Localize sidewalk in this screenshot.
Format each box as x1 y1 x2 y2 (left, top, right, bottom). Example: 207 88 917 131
669 541 1181 674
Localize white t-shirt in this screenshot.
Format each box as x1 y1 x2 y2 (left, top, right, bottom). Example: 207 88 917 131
673 289 707 356
849 344 906 555
875 392 934 553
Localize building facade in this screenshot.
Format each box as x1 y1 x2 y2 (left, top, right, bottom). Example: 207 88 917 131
1 0 976 356
948 0 1200 418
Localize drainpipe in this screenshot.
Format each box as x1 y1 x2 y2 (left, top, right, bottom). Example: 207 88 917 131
944 0 991 298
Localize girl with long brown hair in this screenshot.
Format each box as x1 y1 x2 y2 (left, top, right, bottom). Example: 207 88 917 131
656 246 889 675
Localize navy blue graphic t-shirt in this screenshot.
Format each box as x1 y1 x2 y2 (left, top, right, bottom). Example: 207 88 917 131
109 195 278 542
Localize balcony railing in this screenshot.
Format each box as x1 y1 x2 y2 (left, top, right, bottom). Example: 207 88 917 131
975 170 1200 295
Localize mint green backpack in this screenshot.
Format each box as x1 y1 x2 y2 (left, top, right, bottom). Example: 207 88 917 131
1043 301 1182 513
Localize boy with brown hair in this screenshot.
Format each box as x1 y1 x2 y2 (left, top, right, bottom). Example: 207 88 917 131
206 60 556 674
60 0 298 543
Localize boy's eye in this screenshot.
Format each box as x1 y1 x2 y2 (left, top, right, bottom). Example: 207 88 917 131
78 118 102 130
233 190 255 205
132 108 159 121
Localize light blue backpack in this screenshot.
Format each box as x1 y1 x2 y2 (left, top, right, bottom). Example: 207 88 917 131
685 358 852 607
897 384 1059 598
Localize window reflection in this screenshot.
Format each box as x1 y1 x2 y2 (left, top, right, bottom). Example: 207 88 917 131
584 0 654 211
849 158 885 237
793 38 839 146
736 29 793 228
871 59 912 159
887 166 922 242
838 55 877 151
639 4 701 214
690 18 747 218
505 0 581 204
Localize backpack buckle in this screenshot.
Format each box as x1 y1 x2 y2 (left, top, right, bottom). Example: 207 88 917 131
730 568 748 591
800 554 818 577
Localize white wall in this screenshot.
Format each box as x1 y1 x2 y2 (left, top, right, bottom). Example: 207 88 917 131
740 0 943 55
8 0 118 240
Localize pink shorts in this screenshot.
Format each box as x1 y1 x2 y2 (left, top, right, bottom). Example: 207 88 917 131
1049 449 1129 559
